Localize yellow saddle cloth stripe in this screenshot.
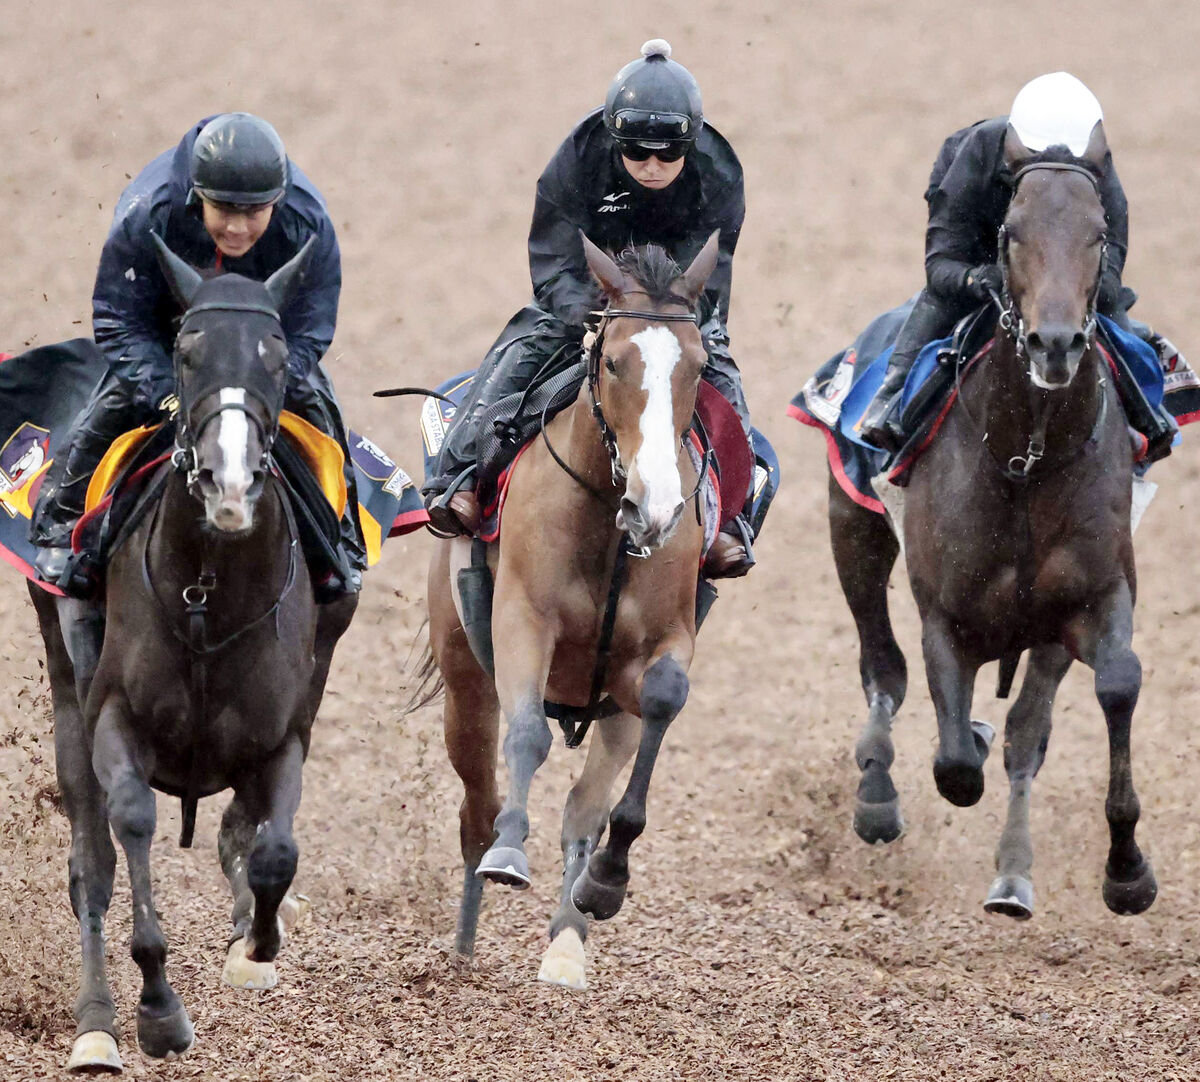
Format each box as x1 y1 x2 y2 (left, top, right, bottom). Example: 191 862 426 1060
83 411 347 518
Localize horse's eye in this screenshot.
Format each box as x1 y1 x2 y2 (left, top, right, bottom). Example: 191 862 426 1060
604 356 617 375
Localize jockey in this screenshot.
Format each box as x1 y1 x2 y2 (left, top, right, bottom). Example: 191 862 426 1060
860 72 1177 456
30 112 365 599
422 39 756 577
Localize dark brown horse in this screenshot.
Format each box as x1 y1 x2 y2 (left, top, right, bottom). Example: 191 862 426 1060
428 234 720 989
32 238 356 1072
835 124 1157 920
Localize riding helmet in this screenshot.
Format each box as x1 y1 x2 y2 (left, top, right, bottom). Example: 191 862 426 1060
1008 72 1103 157
190 113 288 206
604 39 703 150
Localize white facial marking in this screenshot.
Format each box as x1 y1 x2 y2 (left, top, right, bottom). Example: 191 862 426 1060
257 339 267 359
631 326 683 519
217 388 250 494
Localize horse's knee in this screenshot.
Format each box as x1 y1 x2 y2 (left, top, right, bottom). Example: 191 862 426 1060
1096 651 1140 718
107 776 155 844
641 657 689 722
504 702 552 764
248 835 298 897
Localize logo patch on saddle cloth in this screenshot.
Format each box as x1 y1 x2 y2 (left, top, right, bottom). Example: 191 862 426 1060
0 421 52 520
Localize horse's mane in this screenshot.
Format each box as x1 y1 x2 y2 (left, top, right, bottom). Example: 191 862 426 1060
615 245 685 305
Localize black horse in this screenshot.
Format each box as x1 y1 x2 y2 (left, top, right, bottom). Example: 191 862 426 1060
835 124 1157 920
31 237 357 1071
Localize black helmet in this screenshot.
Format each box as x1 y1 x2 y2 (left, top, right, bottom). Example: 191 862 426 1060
190 113 288 206
604 39 703 151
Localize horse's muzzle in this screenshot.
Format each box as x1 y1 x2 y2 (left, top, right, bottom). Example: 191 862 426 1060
617 495 684 551
1026 324 1088 390
197 469 265 534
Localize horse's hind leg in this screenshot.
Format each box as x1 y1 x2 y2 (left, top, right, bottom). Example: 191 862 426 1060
91 699 194 1060
984 644 1072 920
922 613 989 806
31 589 122 1072
540 711 641 990
1072 581 1157 915
573 652 691 922
827 476 908 842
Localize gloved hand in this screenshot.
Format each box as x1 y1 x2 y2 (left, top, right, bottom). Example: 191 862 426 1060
965 264 1003 301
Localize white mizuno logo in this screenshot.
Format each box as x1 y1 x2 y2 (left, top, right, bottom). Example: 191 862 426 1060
597 191 630 213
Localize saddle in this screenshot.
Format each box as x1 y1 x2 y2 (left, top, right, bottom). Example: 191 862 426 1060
73 412 349 588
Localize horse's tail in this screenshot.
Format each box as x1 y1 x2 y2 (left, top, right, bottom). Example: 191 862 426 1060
403 619 445 715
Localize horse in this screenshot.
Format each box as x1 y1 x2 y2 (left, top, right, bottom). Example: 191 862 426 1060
426 232 720 989
30 236 357 1072
833 122 1158 920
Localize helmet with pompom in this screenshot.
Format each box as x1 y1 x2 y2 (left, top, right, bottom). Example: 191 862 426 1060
604 39 703 151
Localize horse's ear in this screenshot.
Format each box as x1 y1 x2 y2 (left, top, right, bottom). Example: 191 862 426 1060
1003 124 1037 172
678 230 721 303
151 232 203 308
1081 120 1108 168
265 235 316 311
580 231 627 300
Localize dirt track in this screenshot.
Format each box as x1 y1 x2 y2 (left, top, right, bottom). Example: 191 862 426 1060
2 3 1200 1079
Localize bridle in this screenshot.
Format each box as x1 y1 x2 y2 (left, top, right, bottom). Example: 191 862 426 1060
543 292 710 513
994 161 1108 359
168 299 287 493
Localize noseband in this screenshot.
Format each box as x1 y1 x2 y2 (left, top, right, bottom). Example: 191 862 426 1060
995 161 1107 358
169 300 287 490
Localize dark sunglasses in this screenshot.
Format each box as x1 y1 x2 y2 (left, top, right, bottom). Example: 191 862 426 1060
617 141 689 163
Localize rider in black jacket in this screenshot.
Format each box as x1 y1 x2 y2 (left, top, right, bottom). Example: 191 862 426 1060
423 39 755 576
30 112 365 598
860 72 1174 455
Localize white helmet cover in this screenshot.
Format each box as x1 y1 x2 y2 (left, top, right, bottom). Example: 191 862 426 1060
1009 72 1103 156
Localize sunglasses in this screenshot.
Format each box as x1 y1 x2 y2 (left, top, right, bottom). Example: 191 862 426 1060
617 141 689 163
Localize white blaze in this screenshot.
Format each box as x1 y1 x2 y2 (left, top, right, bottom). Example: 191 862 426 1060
631 326 682 520
216 387 250 494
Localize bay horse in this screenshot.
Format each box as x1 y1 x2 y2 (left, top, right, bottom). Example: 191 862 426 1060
428 232 720 989
30 237 357 1072
835 123 1158 920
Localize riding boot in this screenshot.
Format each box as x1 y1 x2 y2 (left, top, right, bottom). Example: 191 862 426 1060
30 374 151 594
859 290 962 451
423 315 575 532
284 367 367 596
1106 341 1177 463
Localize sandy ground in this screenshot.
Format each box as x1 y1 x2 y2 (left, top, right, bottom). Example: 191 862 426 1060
2 2 1200 1079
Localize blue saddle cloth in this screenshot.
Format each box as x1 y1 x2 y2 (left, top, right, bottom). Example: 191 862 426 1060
790 301 1171 514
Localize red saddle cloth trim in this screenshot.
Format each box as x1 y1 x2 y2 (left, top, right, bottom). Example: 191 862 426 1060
695 381 752 527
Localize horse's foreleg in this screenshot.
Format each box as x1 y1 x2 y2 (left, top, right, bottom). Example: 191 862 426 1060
985 644 1072 920
828 476 908 843
573 654 690 922
476 606 554 891
34 590 122 1073
540 711 640 990
91 700 193 1060
1072 582 1157 915
922 615 990 807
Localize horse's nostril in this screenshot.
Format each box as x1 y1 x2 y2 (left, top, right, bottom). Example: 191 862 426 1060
619 498 645 530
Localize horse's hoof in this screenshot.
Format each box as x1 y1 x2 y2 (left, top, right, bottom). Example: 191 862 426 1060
933 757 985 807
853 797 904 845
571 864 627 921
136 1003 194 1060
537 927 587 991
476 845 531 889
970 719 996 757
1103 862 1158 915
67 1030 122 1073
223 935 279 990
983 874 1035 920
278 892 311 932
